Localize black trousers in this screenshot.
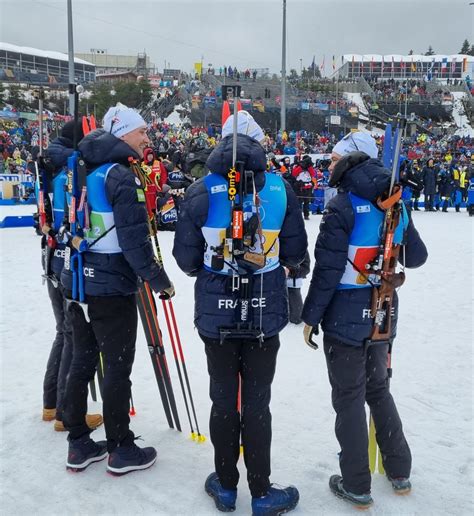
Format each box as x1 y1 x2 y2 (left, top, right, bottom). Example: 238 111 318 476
299 187 313 218
424 193 434 210
324 336 411 494
63 294 137 452
200 333 280 498
43 280 73 420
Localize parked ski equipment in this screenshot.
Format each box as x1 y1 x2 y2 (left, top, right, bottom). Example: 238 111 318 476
129 158 204 441
367 118 407 475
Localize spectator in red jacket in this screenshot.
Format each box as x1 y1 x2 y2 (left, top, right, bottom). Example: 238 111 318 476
292 154 316 220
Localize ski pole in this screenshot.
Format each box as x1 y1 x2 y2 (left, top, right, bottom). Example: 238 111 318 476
164 299 205 442
160 298 197 440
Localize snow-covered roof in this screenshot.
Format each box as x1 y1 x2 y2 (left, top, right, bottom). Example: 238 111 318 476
0 42 94 66
343 54 474 63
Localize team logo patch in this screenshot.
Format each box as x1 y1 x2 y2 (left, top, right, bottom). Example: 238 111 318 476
356 205 371 213
137 189 145 202
135 177 141 186
211 184 227 194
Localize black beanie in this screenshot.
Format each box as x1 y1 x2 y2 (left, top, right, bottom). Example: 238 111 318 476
61 120 84 143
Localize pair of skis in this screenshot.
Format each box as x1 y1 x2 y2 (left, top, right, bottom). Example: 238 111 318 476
130 158 204 442
368 118 406 475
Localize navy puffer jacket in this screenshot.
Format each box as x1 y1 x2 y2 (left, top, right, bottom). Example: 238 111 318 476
61 130 171 297
302 157 428 346
173 134 308 339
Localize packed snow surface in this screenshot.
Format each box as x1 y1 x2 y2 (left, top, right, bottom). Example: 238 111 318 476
0 208 472 515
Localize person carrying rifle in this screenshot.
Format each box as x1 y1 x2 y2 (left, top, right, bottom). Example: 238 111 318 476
61 104 174 474
302 131 427 508
38 121 102 433
173 110 307 515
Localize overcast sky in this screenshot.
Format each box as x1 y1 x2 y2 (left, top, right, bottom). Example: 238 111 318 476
1 0 473 75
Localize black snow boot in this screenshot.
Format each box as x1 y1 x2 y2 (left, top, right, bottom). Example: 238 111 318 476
329 475 373 509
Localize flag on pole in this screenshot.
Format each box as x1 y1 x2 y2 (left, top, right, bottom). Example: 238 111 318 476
370 56 374 72
441 57 448 74
411 58 416 72
463 57 468 72
391 56 395 74
450 58 457 75
381 56 384 75
320 55 326 75
332 55 336 72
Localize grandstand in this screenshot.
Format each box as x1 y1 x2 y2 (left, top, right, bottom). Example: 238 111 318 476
337 54 474 81
0 42 95 85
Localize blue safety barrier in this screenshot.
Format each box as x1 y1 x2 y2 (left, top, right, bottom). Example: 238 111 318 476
0 215 35 228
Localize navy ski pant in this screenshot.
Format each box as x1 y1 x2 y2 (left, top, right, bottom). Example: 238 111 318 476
200 333 280 498
43 280 73 420
63 294 136 452
324 335 411 494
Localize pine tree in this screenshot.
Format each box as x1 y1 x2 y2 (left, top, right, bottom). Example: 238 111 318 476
460 39 470 54
7 84 29 111
425 45 435 56
408 49 414 55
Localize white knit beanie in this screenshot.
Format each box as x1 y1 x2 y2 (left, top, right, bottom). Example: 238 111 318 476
222 110 265 142
333 131 378 159
103 103 147 138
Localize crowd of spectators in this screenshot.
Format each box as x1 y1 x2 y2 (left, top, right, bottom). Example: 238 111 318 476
1 109 473 212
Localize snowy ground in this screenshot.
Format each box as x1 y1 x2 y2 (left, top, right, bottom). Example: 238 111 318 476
0 207 472 516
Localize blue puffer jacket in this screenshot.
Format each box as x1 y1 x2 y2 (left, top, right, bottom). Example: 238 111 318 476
302 158 428 346
61 129 171 297
173 134 308 339
43 136 75 277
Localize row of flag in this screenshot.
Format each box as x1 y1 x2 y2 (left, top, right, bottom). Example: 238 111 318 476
310 55 468 75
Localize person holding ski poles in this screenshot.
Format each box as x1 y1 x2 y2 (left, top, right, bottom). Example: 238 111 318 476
173 109 307 515
302 131 428 508
61 104 174 474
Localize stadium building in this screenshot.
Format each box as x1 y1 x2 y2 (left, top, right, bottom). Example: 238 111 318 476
337 54 474 81
74 49 155 76
0 42 95 85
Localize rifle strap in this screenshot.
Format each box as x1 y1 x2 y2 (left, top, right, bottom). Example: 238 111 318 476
377 185 402 210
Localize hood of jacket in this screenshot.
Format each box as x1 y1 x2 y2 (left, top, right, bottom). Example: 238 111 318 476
206 134 267 178
339 158 392 203
78 129 140 168
45 136 74 169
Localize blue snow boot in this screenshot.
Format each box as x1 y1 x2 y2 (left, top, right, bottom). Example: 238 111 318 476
329 475 373 509
107 442 157 475
66 434 108 471
251 484 299 516
204 472 237 512
387 476 412 495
